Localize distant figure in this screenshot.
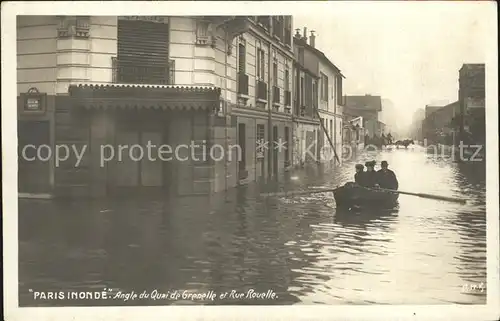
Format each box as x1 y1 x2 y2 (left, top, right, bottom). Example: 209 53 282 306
364 134 370 146
354 164 365 186
377 160 399 190
363 160 379 187
387 133 393 144
381 133 386 146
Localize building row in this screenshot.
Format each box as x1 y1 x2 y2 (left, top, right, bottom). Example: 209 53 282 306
420 64 485 147
17 15 346 198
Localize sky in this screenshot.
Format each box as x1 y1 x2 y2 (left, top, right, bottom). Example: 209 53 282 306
293 1 495 128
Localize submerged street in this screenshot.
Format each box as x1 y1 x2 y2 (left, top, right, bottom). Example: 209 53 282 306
19 147 486 306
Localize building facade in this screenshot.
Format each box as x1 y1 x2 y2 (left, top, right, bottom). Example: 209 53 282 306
292 28 345 165
422 102 460 145
344 95 382 138
291 33 320 166
342 115 365 153
17 15 295 198
458 64 485 145
409 108 425 142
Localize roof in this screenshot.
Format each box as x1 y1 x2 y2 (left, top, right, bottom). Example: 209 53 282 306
344 95 382 111
293 37 345 78
425 105 443 118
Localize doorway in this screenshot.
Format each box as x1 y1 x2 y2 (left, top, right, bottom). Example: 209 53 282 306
238 123 248 179
109 109 169 196
18 120 51 193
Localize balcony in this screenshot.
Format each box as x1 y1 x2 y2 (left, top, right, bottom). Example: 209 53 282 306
257 80 267 101
237 72 249 96
273 86 280 104
284 90 291 106
112 58 174 85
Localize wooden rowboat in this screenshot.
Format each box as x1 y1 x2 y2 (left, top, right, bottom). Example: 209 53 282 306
333 182 399 209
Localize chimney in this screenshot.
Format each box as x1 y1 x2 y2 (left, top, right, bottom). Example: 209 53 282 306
309 31 316 48
303 27 308 42
295 28 301 39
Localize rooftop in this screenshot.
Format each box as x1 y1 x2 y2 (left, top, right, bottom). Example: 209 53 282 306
344 95 382 111
293 36 345 78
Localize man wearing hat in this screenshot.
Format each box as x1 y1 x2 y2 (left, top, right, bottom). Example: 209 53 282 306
377 160 399 190
363 160 379 187
354 164 366 186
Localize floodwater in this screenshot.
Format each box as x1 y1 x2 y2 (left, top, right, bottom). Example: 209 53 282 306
18 147 487 306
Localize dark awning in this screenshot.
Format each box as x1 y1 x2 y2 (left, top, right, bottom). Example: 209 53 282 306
68 83 221 111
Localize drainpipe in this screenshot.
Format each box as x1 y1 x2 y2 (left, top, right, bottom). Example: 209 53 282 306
267 41 273 178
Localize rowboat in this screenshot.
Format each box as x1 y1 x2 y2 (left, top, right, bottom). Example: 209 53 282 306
333 182 399 209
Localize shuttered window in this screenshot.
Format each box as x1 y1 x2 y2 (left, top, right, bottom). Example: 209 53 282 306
238 41 246 74
117 19 170 84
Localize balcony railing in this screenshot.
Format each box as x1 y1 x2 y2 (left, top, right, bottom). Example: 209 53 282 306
112 58 174 85
257 80 267 101
237 72 249 95
273 86 280 104
285 90 291 106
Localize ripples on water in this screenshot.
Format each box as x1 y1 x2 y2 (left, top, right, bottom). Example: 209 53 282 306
18 149 487 305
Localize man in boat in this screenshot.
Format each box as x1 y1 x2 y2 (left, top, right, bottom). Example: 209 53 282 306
354 164 365 185
377 160 399 190
363 160 379 187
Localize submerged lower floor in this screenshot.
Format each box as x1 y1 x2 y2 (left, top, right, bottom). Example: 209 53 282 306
18 84 337 198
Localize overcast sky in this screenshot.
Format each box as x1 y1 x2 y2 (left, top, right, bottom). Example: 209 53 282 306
293 1 494 127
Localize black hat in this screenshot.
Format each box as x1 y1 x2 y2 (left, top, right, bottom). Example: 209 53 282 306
365 161 376 167
381 160 388 166
355 164 364 169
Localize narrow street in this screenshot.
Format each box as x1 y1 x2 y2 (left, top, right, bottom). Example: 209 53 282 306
19 147 486 306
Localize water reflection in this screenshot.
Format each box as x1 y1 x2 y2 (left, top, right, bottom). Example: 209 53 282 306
19 149 486 305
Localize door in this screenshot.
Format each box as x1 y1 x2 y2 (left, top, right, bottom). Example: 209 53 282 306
18 120 51 193
111 110 166 194
238 123 247 179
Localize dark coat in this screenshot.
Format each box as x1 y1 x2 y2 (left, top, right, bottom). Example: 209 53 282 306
362 170 378 187
377 169 399 190
354 171 365 185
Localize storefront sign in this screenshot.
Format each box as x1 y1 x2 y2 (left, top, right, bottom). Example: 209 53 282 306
21 87 46 114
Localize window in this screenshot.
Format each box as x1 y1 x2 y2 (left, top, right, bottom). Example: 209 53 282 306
256 48 265 80
238 40 246 74
300 76 305 106
284 68 290 91
273 60 278 86
336 75 343 104
320 73 328 101
312 80 318 108
298 47 304 65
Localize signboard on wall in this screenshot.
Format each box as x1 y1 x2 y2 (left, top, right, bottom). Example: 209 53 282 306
21 87 46 115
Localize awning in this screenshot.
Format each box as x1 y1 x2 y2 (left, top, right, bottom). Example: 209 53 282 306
68 83 221 111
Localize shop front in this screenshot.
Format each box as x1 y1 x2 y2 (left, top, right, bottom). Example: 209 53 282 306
53 83 221 198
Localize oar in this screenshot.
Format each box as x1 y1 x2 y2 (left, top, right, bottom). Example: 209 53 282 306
376 187 467 204
260 187 339 198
